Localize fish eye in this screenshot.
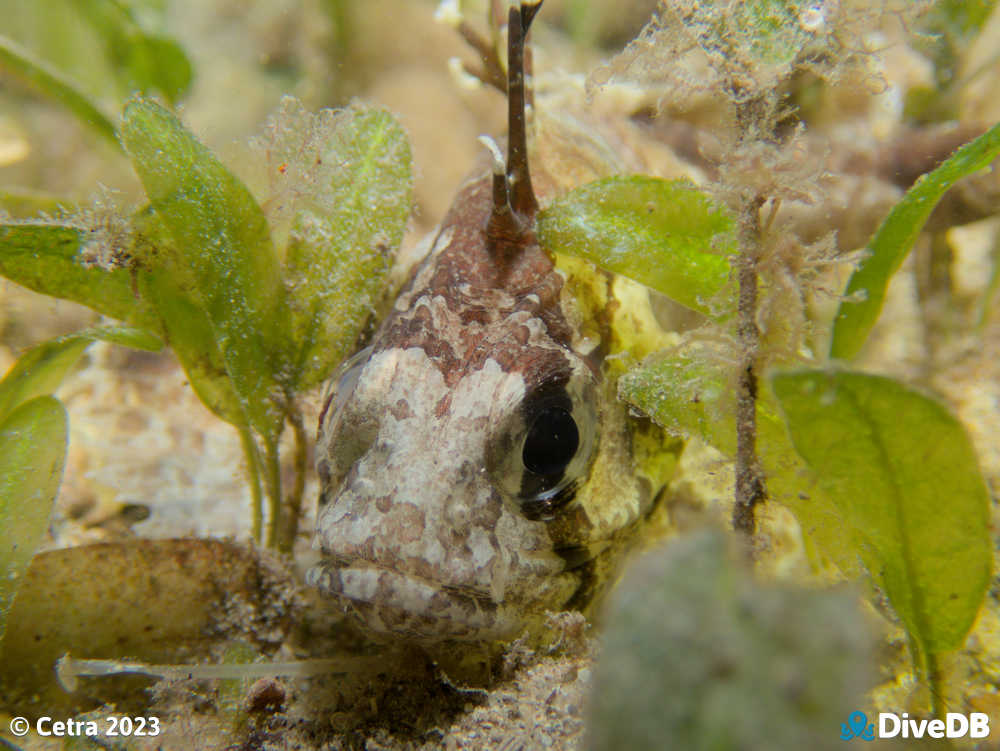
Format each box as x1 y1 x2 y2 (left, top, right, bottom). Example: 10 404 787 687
522 405 579 476
486 363 599 521
319 346 374 430
317 346 377 502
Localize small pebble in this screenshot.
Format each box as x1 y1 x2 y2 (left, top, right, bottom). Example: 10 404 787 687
245 678 286 713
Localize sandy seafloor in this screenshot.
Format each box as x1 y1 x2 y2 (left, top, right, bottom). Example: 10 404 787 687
4 1 1000 749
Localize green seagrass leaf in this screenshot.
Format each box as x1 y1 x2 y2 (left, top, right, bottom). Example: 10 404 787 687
0 222 162 332
537 176 735 317
121 98 292 440
0 395 68 642
0 326 161 424
830 121 1000 360
772 369 992 659
273 99 413 390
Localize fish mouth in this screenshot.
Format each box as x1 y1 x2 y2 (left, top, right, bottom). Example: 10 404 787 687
307 543 595 642
307 561 512 642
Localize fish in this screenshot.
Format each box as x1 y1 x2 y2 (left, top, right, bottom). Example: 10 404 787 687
308 0 680 643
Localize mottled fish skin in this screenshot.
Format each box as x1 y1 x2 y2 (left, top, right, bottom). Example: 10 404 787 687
309 161 676 642
309 2 677 643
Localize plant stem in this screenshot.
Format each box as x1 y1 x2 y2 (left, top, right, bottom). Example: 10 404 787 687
262 436 283 549
911 635 946 720
928 649 945 719
238 425 264 544
732 192 768 536
277 403 308 553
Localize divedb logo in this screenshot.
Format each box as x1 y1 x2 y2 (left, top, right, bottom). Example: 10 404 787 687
840 710 991 741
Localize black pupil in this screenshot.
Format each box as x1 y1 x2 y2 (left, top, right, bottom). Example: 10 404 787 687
522 407 579 476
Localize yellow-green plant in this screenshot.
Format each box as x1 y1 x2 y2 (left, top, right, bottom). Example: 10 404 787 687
0 326 161 641
0 98 413 551
0 3 414 554
539 0 996 715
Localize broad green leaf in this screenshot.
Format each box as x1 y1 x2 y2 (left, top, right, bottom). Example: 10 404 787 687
620 354 884 578
619 348 737 456
830 122 1000 360
0 326 161 423
121 98 292 439
77 0 191 104
0 395 68 642
128 215 266 541
137 267 248 428
0 339 87 424
756 382 864 579
274 100 413 389
0 222 163 332
0 33 118 145
771 369 992 659
537 176 735 317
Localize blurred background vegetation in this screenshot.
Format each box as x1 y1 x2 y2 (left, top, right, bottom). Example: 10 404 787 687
3 1 1000 747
